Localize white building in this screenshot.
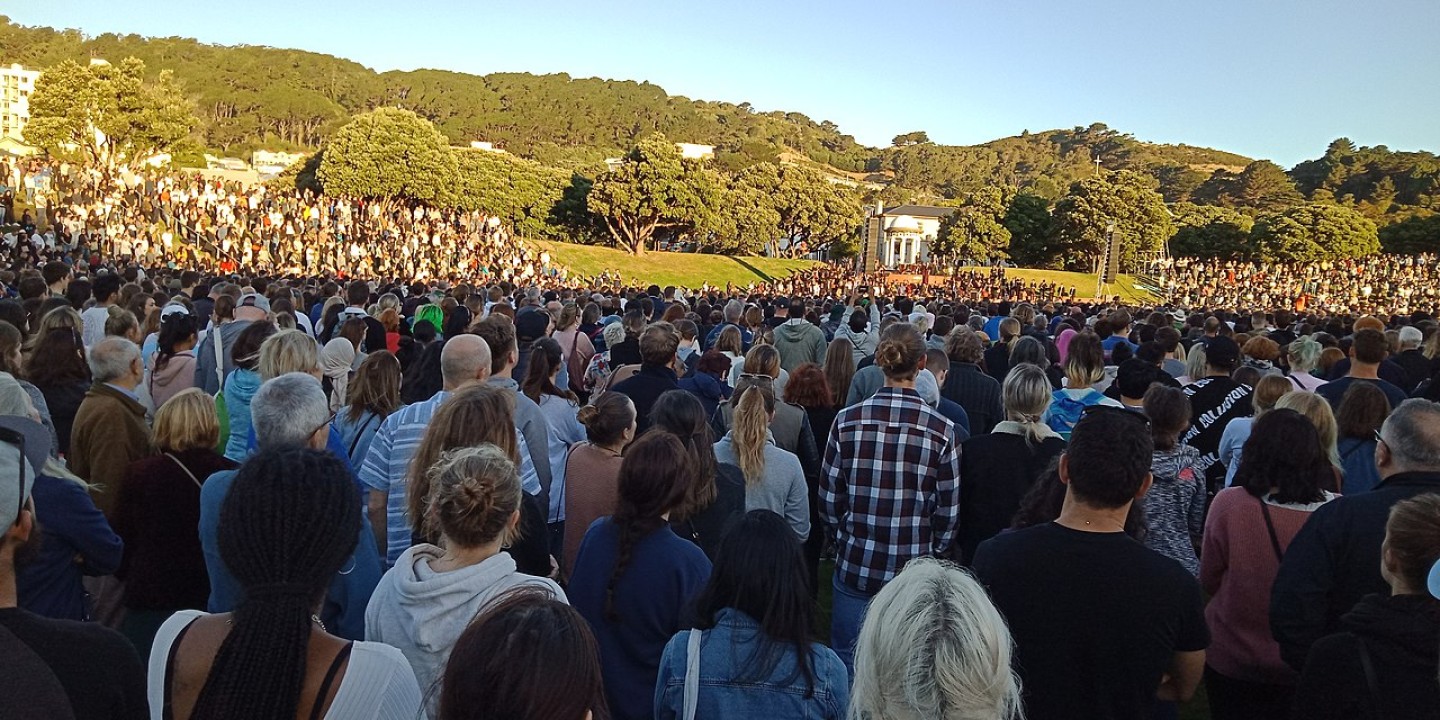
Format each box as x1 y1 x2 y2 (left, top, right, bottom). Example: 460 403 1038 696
676 142 715 160
0 63 41 148
466 140 508 154
857 202 954 271
251 150 309 176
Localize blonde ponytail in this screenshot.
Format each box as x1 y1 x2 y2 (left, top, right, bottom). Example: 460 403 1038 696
731 384 774 486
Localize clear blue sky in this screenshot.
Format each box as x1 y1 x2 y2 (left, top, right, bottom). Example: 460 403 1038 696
11 0 1440 167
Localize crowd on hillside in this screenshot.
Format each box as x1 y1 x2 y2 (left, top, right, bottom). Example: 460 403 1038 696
0 242 1438 720
2 159 569 285
1156 255 1440 316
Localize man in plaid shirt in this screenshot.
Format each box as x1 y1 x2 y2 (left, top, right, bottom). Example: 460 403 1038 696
820 322 961 672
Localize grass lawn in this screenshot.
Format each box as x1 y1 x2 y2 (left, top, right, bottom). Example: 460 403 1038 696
535 241 1157 302
535 241 818 288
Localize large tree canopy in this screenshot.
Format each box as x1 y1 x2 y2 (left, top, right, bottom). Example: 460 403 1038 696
934 187 1012 265
1051 171 1173 271
23 57 194 169
317 108 458 205
587 133 722 254
1251 203 1381 261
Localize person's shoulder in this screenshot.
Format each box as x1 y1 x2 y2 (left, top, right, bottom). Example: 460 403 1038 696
6 608 138 657
349 639 417 675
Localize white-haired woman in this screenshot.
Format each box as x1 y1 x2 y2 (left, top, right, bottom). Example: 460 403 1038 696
850 557 1022 720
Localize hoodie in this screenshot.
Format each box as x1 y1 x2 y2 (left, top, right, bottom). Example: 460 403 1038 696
364 546 565 707
1141 445 1207 576
147 351 196 411
222 368 263 462
834 305 881 362
774 319 827 373
1292 594 1440 720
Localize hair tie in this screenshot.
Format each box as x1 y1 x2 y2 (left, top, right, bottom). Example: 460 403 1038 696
245 582 313 599
1428 558 1440 601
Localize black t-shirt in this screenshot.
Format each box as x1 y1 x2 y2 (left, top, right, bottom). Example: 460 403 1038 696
973 523 1209 720
1180 377 1253 490
0 607 147 720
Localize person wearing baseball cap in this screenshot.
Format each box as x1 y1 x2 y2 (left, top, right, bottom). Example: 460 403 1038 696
0 414 146 718
1180 334 1253 492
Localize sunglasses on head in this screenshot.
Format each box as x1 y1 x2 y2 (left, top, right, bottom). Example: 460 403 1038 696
1081 404 1151 426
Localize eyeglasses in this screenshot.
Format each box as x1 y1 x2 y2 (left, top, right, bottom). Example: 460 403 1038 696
0 427 27 525
1375 429 1387 448
311 412 337 440
1082 404 1152 426
739 373 775 382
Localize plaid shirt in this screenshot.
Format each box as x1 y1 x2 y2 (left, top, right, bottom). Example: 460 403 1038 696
821 386 961 593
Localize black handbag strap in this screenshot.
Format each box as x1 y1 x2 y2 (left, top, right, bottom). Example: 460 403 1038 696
1258 495 1285 562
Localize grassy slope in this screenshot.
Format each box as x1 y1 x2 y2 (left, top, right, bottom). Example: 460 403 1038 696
536 241 817 288
537 241 1155 301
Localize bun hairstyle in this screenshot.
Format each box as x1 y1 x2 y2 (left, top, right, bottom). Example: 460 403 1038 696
875 322 926 381
577 392 635 447
406 384 519 540
104 304 139 339
155 308 199 372
427 444 522 549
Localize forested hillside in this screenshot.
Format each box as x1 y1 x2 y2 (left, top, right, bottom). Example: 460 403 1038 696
3 16 1437 236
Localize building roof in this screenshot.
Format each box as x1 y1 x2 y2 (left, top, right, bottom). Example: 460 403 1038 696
882 204 955 219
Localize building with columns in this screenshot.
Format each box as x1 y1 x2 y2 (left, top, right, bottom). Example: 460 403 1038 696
857 203 955 271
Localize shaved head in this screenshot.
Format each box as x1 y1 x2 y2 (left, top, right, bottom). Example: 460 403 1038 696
440 334 492 390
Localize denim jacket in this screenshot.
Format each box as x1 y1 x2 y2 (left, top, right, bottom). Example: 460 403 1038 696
655 608 848 720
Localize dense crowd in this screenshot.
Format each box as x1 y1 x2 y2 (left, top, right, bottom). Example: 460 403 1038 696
2 158 1440 720
3 159 568 285
0 249 1435 720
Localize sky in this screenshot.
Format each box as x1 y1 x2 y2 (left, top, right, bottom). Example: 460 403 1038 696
10 0 1440 167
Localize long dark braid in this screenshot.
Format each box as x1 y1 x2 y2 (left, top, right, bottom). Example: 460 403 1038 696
190 448 361 720
603 432 693 623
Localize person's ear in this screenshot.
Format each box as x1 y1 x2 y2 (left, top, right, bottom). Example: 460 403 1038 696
8 503 34 543
1057 453 1071 485
1135 472 1154 499
917 354 928 371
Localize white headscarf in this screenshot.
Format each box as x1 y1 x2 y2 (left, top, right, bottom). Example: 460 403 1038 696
319 338 356 412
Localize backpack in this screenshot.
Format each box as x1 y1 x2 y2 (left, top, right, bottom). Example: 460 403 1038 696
1046 389 1108 439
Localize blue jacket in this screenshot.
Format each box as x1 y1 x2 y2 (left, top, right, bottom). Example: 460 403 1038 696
199 467 383 641
678 372 731 420
569 519 711 720
655 608 848 720
222 369 262 461
17 473 123 621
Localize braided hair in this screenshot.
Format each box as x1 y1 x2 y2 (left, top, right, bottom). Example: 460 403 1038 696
604 432 693 623
190 447 361 720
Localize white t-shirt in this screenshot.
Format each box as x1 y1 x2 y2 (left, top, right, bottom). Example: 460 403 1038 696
81 305 111 348
147 610 423 720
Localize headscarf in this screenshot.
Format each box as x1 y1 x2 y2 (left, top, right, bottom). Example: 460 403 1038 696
319 338 356 412
1056 328 1079 366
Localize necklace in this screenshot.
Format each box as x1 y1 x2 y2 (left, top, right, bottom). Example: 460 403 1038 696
226 614 326 632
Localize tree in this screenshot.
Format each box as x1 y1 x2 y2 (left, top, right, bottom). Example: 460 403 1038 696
1251 203 1381 261
1378 214 1440 254
1168 203 1254 259
24 57 194 171
318 108 458 205
587 133 721 255
734 163 863 257
452 150 571 239
933 187 1012 266
1050 171 1173 271
1003 194 1059 267
706 180 780 255
892 131 930 146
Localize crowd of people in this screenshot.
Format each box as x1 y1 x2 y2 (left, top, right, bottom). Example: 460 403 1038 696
3 159 569 285
1156 256 1440 316
2 156 1440 720
0 249 1435 720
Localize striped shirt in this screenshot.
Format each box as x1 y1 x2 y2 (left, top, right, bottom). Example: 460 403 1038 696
359 390 540 565
821 386 961 594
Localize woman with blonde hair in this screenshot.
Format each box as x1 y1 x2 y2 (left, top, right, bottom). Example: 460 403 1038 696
1275 391 1342 481
406 384 550 577
713 382 809 540
113 388 236 655
850 558 1022 720
1287 335 1329 391
729 342 789 397
368 444 564 709
1045 331 1121 439
1219 374 1294 487
258 328 321 381
1178 342 1208 385
959 363 1065 563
